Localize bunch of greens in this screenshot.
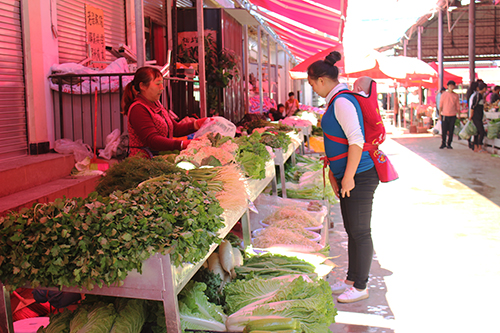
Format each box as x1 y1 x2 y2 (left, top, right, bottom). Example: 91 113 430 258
178 281 227 332
0 174 224 290
95 156 180 197
192 266 225 305
242 118 294 134
281 154 337 205
260 131 292 150
234 253 316 280
235 131 271 179
224 275 337 333
37 309 73 333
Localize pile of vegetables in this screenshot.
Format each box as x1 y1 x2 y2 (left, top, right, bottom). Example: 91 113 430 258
38 297 149 333
0 173 224 290
175 132 239 167
259 131 292 150
235 131 272 180
487 118 500 139
234 253 317 280
263 206 322 228
224 275 337 333
239 118 294 135
281 154 337 204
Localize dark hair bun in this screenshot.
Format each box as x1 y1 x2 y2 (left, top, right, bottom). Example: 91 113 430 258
324 51 342 66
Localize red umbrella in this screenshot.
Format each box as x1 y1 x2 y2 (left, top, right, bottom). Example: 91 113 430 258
289 45 344 79
428 62 463 87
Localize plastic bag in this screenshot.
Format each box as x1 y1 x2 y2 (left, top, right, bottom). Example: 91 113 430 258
54 139 93 162
432 120 442 135
98 128 121 159
487 122 500 139
458 120 477 140
193 116 236 138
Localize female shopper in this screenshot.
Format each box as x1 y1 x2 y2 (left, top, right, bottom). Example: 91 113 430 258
121 66 207 158
470 81 488 153
307 52 379 303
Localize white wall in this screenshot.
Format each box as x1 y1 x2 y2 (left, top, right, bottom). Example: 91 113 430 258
22 0 59 146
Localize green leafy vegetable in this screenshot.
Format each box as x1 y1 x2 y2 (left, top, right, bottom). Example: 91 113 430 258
37 309 73 333
95 156 180 197
235 253 317 280
110 298 147 333
192 266 224 305
225 276 337 333
0 174 224 290
178 281 227 332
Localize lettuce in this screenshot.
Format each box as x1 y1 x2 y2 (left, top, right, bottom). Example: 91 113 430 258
178 281 227 332
225 276 337 333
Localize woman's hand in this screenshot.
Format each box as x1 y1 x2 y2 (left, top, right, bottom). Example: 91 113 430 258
194 117 210 130
341 176 355 198
328 169 340 198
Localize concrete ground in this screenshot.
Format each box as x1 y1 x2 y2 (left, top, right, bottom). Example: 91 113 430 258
327 132 500 333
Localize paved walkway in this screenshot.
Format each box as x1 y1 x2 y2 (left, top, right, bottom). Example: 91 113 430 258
328 133 500 333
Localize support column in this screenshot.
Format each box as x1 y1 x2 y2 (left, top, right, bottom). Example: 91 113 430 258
275 41 279 104
267 34 271 101
438 7 444 90
134 0 145 67
244 25 249 114
196 0 207 117
258 25 263 113
469 0 476 86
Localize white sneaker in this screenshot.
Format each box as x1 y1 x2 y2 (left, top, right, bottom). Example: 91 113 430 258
330 280 352 294
337 286 369 303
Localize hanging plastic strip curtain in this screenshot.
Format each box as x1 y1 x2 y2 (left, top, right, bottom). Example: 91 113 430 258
246 0 348 60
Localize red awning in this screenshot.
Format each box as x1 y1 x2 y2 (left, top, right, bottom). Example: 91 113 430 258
247 0 348 61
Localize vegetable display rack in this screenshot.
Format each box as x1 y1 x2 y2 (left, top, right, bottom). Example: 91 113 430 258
0 161 277 333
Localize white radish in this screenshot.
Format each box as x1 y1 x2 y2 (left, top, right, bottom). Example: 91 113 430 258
207 252 224 280
232 247 243 267
219 240 234 276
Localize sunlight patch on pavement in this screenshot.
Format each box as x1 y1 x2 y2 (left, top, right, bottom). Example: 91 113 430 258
336 311 396 329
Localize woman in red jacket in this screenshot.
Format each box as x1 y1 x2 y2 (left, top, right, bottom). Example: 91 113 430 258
121 66 207 158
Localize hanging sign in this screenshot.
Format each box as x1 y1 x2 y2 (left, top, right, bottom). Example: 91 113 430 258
85 4 106 69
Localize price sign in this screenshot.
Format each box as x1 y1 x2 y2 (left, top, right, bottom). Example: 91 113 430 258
85 4 106 69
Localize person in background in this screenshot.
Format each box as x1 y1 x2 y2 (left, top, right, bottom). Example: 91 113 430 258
466 80 481 150
277 103 286 118
307 51 379 304
284 91 300 117
470 81 488 153
121 66 207 158
490 85 500 105
268 107 283 121
438 80 460 149
435 87 446 119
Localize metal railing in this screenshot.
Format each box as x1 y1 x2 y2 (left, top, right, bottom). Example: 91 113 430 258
50 73 199 150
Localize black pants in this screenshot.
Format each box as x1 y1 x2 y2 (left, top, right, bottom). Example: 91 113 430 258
441 115 456 147
336 167 379 290
472 116 486 146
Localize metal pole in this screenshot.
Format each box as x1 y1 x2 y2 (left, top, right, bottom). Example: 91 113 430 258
134 0 145 67
267 33 271 101
469 0 476 86
258 25 263 113
275 41 279 104
403 38 407 57
438 7 444 91
417 26 422 60
244 25 250 114
197 0 207 117
285 53 289 101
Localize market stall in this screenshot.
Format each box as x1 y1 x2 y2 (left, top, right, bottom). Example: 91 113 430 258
0 123 334 333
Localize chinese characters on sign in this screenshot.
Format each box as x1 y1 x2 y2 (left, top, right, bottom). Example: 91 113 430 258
85 4 106 69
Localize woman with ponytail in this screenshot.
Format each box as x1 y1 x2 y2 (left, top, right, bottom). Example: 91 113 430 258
307 51 379 303
121 66 208 158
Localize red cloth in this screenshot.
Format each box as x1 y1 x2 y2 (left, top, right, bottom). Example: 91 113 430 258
127 94 196 157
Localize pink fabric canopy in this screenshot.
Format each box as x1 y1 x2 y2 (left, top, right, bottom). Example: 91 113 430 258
247 0 348 61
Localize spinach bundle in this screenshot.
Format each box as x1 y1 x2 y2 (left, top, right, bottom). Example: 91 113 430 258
0 174 224 290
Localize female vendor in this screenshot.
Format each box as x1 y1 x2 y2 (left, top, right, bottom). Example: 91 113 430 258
121 66 207 158
307 51 379 303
